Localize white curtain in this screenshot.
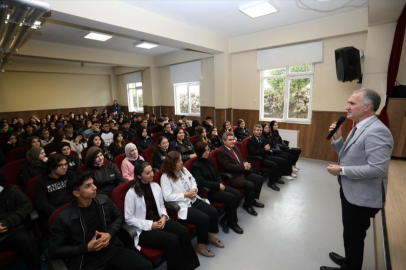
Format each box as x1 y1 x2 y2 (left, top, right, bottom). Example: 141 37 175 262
257 41 323 70
123 72 142 84
170 61 201 84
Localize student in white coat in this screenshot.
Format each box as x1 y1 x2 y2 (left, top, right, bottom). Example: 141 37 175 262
160 151 224 258
124 161 200 270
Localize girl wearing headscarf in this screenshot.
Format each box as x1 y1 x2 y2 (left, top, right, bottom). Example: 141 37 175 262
121 143 144 181
58 142 82 172
19 146 48 188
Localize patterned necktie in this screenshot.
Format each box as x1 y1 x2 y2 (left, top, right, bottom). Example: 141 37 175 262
230 149 240 163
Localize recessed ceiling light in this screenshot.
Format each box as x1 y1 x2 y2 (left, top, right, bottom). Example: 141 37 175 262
134 41 159 49
239 1 278 19
84 31 113 42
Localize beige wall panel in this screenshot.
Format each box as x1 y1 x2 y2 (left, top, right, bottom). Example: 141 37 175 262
201 58 215 107
0 72 111 112
156 66 174 106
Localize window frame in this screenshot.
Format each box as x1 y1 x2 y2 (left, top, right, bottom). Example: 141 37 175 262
174 81 201 116
260 63 314 124
127 82 144 113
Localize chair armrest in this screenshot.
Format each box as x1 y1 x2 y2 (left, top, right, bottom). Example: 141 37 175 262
164 202 180 212
30 209 39 220
121 223 137 238
246 155 262 161
44 249 68 270
283 140 289 146
200 187 211 193
219 172 232 180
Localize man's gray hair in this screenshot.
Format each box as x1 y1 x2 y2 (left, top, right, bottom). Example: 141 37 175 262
222 131 234 141
354 88 381 112
253 124 262 130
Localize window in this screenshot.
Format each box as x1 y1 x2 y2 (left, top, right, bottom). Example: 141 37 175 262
260 63 313 123
127 82 143 112
174 82 200 116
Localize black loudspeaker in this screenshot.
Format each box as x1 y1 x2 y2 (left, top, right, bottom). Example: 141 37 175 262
335 46 362 82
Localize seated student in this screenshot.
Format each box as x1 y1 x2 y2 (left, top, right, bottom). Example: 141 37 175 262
48 171 152 270
168 118 177 130
0 177 41 270
132 115 143 131
13 123 25 139
46 130 77 156
247 125 294 191
207 126 222 149
16 135 42 160
234 119 250 142
140 118 152 137
48 121 57 132
20 147 48 188
179 123 190 140
270 120 301 171
29 117 40 132
161 151 224 257
0 123 10 137
194 127 212 149
109 131 126 158
109 120 118 131
85 146 126 196
125 161 200 270
121 119 137 142
20 124 38 140
58 142 82 172
136 128 154 157
121 143 144 181
40 128 54 146
201 116 214 131
161 123 175 142
83 120 101 138
147 113 157 128
87 134 114 161
169 128 196 163
162 113 169 123
2 133 21 156
72 132 88 160
218 120 234 141
192 142 244 234
100 121 114 147
35 154 74 230
188 120 200 137
155 117 165 133
63 123 77 141
151 136 169 169
178 115 190 127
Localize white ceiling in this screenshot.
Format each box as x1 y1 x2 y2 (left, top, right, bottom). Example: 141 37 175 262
122 0 370 38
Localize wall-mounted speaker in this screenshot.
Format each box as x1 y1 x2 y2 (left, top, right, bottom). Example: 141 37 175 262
335 46 362 83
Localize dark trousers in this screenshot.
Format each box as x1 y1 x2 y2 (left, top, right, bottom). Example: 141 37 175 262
138 220 200 270
260 158 283 182
235 172 264 207
283 148 301 165
340 188 380 270
0 228 41 270
209 186 244 223
184 202 219 244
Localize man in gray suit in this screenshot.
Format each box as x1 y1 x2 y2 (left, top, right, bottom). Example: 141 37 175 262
321 89 393 270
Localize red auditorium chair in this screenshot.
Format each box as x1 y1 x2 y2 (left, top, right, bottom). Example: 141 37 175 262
2 158 27 187
188 135 198 146
111 181 166 267
70 150 79 157
150 125 158 134
232 125 237 131
184 157 225 211
6 147 28 162
152 132 161 143
142 146 155 165
113 153 126 174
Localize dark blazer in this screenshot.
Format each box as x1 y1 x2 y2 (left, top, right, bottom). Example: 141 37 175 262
191 158 223 191
234 127 250 142
216 145 246 187
247 135 273 159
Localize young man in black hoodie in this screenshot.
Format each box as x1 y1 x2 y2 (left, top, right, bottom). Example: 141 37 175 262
121 119 136 142
49 171 152 270
0 176 41 270
35 154 74 230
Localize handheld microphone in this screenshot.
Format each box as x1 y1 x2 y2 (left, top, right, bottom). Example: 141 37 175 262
326 116 346 140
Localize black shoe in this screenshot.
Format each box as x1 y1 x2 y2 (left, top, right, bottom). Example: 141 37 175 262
320 267 340 270
219 216 229 233
275 179 285 184
228 222 243 234
242 206 258 216
329 252 344 267
253 200 264 208
267 183 280 191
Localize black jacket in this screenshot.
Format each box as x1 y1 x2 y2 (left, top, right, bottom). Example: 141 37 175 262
234 127 250 142
35 171 75 218
169 139 195 163
247 136 273 159
208 136 222 149
85 163 125 196
152 149 166 169
20 160 47 188
161 131 175 142
191 158 223 191
0 185 33 231
108 143 125 159
135 137 154 157
121 129 136 142
66 155 82 173
48 195 123 269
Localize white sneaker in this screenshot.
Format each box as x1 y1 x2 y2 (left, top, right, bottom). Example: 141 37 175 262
291 173 297 178
281 175 293 180
292 167 298 172
293 165 300 170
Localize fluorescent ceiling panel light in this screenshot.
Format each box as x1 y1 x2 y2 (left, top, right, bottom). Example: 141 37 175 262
239 1 278 18
84 31 113 42
134 41 159 49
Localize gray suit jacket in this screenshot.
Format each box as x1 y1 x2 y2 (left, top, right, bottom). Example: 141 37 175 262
332 116 393 208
